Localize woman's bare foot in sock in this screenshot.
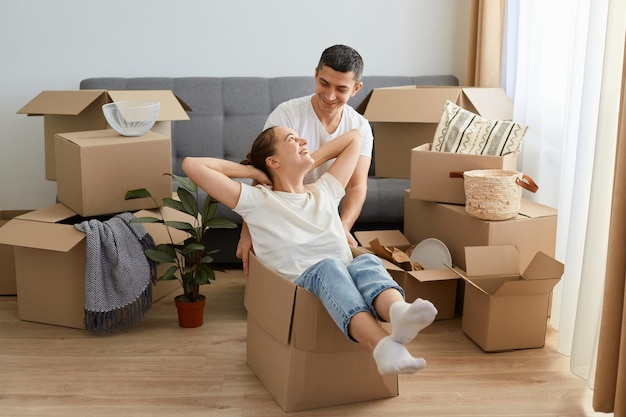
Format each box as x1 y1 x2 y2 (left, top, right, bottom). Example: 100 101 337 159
373 336 427 376
389 298 438 344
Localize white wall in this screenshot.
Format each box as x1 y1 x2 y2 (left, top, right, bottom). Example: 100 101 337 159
0 0 469 210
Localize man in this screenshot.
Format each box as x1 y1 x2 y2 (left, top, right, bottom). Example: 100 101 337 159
237 44 373 273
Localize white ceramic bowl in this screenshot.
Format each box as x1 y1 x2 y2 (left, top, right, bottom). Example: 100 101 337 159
102 100 160 136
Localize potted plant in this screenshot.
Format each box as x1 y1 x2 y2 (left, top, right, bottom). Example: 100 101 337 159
125 174 237 328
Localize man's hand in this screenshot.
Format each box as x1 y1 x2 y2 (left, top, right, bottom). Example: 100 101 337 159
236 222 254 275
344 227 358 247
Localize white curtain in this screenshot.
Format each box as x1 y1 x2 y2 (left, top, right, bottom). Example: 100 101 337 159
503 0 625 388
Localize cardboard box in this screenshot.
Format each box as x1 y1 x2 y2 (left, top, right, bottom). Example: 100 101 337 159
55 129 173 217
456 245 563 351
244 253 398 412
354 230 458 320
18 90 191 180
0 210 33 295
409 143 518 204
357 86 513 179
0 203 186 329
404 191 557 271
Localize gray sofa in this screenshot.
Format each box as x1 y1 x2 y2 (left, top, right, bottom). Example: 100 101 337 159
80 75 458 263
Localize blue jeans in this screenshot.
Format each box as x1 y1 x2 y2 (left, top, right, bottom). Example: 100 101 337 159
294 254 404 342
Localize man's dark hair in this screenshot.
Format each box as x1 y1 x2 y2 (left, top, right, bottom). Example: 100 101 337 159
317 45 364 83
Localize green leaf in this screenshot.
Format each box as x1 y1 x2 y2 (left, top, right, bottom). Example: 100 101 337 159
144 248 176 263
194 266 214 285
206 217 237 229
203 196 217 220
125 189 152 200
173 175 198 194
163 198 185 212
158 265 180 281
155 244 177 257
185 242 205 251
177 187 199 218
163 220 195 231
200 263 216 280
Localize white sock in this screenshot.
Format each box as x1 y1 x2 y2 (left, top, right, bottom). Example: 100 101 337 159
389 298 438 344
373 336 426 376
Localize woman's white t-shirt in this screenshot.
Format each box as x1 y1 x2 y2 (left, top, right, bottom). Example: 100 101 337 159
233 173 353 281
264 94 374 184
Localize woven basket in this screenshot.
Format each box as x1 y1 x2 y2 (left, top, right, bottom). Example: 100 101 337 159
459 169 538 221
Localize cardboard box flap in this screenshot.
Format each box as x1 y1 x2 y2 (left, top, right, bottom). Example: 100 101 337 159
57 129 167 146
15 203 77 224
406 268 459 283
18 90 106 116
244 254 296 345
522 251 564 280
362 87 461 123
494 277 561 297
519 199 558 219
107 90 191 121
0 210 33 221
354 230 411 250
459 87 513 120
465 245 519 277
0 218 84 252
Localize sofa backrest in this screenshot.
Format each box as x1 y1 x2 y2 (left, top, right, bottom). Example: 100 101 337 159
80 75 458 176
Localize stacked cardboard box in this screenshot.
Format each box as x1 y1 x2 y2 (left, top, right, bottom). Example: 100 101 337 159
357 86 514 179
0 205 190 329
18 90 191 180
0 210 33 295
0 90 193 328
55 129 173 217
399 88 563 351
404 193 558 271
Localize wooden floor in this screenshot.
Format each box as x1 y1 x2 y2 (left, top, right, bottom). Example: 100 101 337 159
0 268 607 417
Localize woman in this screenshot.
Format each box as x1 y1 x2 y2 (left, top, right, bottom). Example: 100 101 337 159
182 126 437 376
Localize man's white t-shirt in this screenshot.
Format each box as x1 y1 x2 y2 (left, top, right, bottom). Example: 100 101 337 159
264 94 374 184
233 173 353 281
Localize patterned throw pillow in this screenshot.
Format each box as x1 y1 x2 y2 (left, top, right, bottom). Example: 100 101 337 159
431 100 528 155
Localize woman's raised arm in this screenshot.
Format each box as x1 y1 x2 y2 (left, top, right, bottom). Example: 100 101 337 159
182 157 270 209
310 128 363 188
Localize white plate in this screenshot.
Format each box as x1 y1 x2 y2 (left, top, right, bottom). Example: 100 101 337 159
409 238 452 270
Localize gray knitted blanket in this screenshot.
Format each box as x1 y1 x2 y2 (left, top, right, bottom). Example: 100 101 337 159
75 212 157 334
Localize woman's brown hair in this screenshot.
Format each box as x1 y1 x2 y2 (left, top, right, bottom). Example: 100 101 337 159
240 127 277 181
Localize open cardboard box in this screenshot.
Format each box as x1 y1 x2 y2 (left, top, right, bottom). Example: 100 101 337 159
409 143 518 204
0 203 187 329
55 129 173 217
357 86 513 179
18 89 191 180
353 230 458 320
452 245 563 352
0 210 33 295
244 252 398 412
404 192 557 271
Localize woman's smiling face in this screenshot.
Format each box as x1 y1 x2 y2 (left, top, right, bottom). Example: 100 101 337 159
269 127 312 170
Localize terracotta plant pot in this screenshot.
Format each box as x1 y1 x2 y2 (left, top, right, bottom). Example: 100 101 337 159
174 294 206 328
